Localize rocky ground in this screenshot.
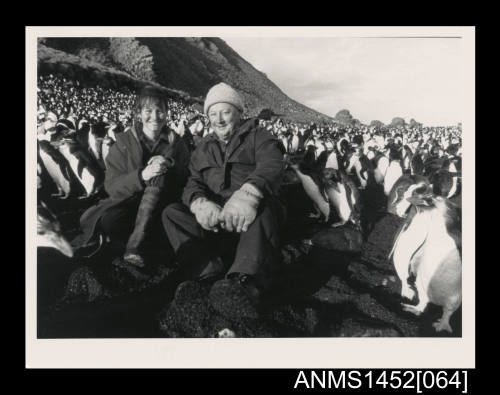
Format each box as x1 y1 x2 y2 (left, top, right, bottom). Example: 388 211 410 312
36 171 462 339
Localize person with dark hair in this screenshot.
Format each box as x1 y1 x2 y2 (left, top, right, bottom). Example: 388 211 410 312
77 86 190 268
162 82 286 319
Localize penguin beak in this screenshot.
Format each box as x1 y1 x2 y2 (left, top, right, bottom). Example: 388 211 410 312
406 194 432 207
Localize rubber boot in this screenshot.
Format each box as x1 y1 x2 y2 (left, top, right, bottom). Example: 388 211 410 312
123 185 162 267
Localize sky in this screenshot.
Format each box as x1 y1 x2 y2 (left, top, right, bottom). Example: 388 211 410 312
222 37 463 126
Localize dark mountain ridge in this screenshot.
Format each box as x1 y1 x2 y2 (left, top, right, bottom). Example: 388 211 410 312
39 37 334 123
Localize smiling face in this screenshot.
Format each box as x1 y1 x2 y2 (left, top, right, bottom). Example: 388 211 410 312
139 97 167 136
207 102 241 142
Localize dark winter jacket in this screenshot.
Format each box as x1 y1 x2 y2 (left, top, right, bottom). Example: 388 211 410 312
77 124 190 246
182 118 286 207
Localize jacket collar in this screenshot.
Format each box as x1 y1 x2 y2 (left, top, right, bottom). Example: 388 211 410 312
209 118 258 160
129 124 176 145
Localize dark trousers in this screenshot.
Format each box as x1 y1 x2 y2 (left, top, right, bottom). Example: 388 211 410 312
162 199 286 287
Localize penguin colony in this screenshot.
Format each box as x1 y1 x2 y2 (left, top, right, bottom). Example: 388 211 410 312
36 75 463 334
282 124 462 333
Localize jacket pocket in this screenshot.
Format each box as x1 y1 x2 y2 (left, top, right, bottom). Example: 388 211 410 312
192 156 217 172
228 147 255 165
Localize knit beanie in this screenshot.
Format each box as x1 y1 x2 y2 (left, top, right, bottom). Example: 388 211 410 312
204 83 244 115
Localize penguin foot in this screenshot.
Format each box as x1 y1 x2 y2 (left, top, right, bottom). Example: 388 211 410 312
123 252 145 268
308 212 321 219
51 192 70 199
401 303 424 316
401 285 416 301
432 318 453 333
330 221 347 228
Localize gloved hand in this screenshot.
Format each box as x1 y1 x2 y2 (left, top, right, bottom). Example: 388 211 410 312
219 183 263 233
190 197 223 232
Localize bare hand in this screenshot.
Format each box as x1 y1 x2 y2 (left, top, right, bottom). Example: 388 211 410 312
142 156 169 181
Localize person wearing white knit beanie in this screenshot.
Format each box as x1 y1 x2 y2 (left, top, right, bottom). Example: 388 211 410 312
162 81 287 320
204 82 244 143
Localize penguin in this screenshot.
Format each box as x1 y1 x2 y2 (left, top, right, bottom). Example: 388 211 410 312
402 145 414 173
58 139 102 197
323 167 362 228
325 149 339 170
37 200 74 257
386 174 430 215
314 138 326 159
445 156 461 199
88 122 107 164
345 149 374 190
429 169 454 198
37 140 73 198
410 151 425 176
324 139 334 153
371 151 390 185
76 119 90 150
383 146 404 196
279 133 290 153
389 181 461 333
289 132 300 154
288 146 330 221
101 125 117 166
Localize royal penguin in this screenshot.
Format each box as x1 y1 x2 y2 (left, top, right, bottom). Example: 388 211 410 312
88 122 107 164
58 139 102 197
402 145 414 173
383 146 404 196
76 119 91 150
324 137 335 153
429 169 455 199
386 174 429 215
325 149 339 170
345 149 374 190
37 200 74 257
289 132 300 154
37 140 73 198
314 138 326 159
449 157 461 197
279 133 290 153
371 151 390 185
102 124 118 165
410 151 425 176
289 146 330 221
323 167 362 228
389 179 461 333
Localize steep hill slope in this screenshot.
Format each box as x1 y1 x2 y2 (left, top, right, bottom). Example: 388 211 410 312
39 37 333 122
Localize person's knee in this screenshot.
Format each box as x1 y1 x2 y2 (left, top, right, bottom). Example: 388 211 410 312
251 203 280 229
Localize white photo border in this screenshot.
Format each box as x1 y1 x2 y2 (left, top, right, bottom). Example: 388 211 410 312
26 26 475 369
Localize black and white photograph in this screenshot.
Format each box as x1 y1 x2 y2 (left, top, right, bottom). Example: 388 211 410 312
26 26 475 368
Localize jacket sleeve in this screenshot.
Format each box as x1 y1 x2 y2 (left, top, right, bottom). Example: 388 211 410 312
244 128 286 197
171 137 191 189
181 150 212 207
104 141 144 200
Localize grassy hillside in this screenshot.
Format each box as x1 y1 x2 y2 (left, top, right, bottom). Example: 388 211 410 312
39 37 333 122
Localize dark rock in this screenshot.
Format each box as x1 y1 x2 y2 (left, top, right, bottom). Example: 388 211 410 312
64 266 110 302
311 275 357 305
209 278 260 320
159 280 277 338
347 261 400 296
311 225 363 252
353 294 419 337
269 304 320 336
361 213 405 271
339 318 401 337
